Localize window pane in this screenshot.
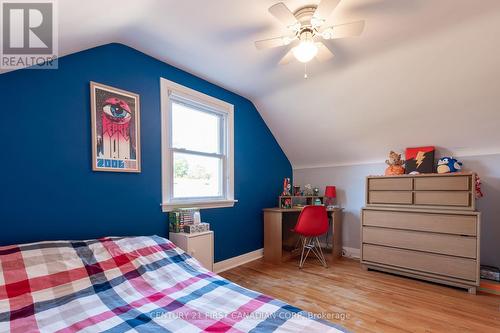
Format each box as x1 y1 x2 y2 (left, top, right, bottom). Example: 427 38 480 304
173 152 222 198
172 102 221 154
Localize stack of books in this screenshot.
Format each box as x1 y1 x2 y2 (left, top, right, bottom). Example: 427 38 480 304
179 209 195 225
169 208 209 233
168 211 182 233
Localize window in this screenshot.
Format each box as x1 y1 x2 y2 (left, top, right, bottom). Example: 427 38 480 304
160 78 235 211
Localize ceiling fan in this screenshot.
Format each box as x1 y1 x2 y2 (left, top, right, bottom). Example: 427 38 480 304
255 0 365 71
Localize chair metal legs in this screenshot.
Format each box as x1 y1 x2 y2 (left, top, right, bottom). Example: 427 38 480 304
298 236 328 269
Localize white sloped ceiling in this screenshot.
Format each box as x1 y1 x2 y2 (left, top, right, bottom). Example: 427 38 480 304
6 0 500 167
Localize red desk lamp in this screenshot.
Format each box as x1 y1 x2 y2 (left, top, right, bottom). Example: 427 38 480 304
325 186 337 208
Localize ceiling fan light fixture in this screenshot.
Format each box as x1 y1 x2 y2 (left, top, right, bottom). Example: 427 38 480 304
256 0 366 71
292 34 318 63
292 41 317 63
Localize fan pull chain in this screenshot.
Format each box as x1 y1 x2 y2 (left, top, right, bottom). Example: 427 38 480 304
304 63 308 79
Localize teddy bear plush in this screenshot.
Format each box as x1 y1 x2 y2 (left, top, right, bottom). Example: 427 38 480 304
385 151 405 175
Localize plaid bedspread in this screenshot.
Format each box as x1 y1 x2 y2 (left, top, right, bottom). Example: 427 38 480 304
0 236 347 333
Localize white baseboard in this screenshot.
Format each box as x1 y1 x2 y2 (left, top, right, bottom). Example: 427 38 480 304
214 248 263 273
316 242 360 260
342 246 360 259
213 246 359 273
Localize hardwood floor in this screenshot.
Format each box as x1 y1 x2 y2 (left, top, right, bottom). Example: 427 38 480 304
220 256 500 333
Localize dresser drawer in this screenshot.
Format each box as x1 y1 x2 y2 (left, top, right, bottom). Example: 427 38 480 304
368 191 413 205
362 209 477 236
368 177 413 191
414 191 470 207
362 244 477 281
363 227 477 258
414 176 470 191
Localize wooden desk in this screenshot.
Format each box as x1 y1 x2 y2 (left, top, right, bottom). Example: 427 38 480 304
263 207 343 264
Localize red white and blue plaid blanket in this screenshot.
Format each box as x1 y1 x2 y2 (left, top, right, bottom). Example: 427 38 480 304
0 236 347 332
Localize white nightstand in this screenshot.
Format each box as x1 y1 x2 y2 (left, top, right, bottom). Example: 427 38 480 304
169 231 214 271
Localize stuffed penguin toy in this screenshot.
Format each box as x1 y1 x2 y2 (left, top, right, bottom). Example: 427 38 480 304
437 157 462 173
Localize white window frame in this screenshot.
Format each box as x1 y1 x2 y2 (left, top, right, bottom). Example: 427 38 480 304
160 78 236 212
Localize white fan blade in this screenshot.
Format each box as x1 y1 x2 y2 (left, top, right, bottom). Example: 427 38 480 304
314 0 341 21
278 49 295 65
269 2 298 27
322 20 365 39
255 36 293 50
315 42 334 61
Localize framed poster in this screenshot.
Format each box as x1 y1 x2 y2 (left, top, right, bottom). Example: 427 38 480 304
405 146 435 174
90 82 141 172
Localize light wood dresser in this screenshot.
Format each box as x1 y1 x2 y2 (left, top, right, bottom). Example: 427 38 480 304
361 173 480 293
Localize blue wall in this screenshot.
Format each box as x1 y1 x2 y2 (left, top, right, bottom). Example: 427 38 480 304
0 43 292 261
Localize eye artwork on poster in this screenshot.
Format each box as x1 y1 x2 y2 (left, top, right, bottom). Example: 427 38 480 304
90 82 141 172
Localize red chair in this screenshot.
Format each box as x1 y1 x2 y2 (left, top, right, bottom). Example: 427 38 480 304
292 206 329 268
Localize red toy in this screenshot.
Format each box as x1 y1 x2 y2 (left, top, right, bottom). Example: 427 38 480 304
475 175 484 199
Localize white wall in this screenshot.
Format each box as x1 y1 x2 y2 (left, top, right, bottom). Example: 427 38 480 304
294 153 500 268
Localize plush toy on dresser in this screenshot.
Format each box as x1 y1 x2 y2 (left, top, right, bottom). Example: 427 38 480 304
385 151 405 175
437 157 462 173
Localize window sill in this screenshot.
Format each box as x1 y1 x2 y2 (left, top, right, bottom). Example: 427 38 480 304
161 199 238 212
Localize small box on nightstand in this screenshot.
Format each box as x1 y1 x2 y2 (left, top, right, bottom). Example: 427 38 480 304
183 222 210 234
169 230 214 271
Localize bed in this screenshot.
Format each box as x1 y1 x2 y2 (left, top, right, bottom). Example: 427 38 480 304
0 236 348 332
